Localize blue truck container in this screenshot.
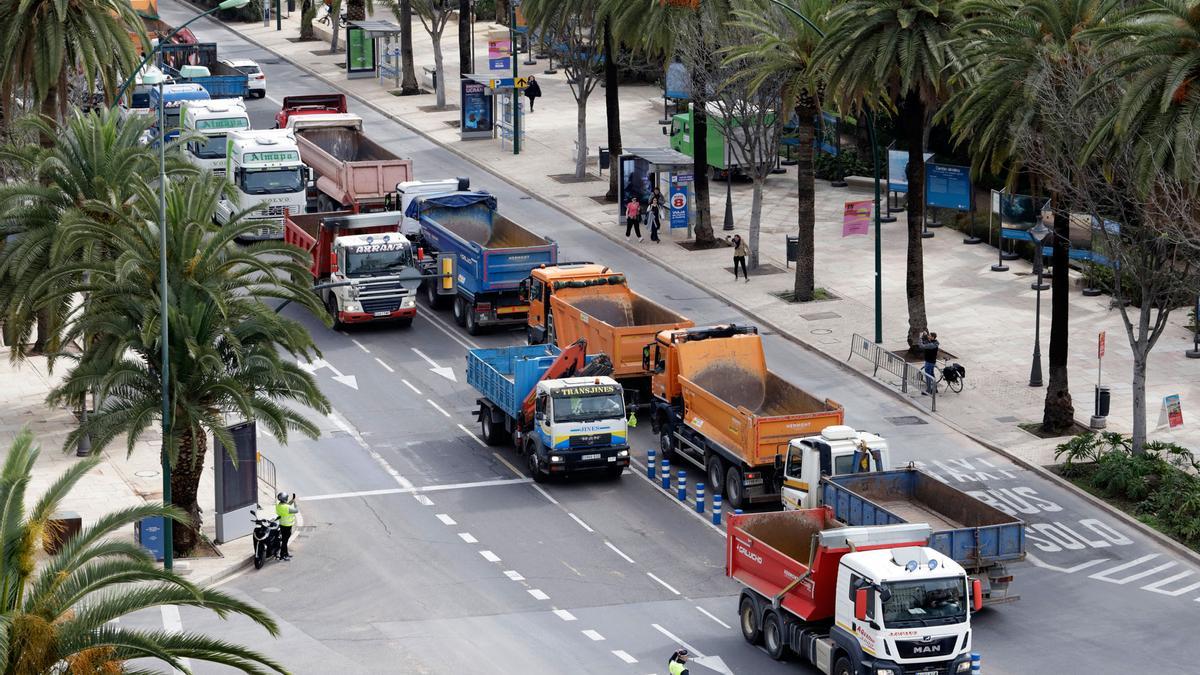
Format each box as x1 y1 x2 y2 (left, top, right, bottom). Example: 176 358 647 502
467 344 565 419
147 83 210 143
406 191 557 335
822 468 1025 605
162 65 249 99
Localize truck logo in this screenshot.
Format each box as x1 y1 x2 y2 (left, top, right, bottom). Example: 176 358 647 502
910 645 943 654
736 545 762 565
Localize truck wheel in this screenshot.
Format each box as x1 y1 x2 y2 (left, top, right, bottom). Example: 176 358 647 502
659 430 677 461
453 296 467 327
527 447 549 483
762 610 788 661
725 466 746 510
423 280 444 309
395 317 413 329
480 409 503 446
464 306 481 335
324 294 343 330
738 592 761 645
833 656 852 675
707 455 725 497
604 466 625 480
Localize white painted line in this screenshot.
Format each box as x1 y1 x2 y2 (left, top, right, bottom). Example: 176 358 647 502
338 330 350 336
160 606 192 673
480 550 501 563
414 494 434 506
1026 554 1110 574
458 533 478 544
422 308 480 350
1142 571 1200 597
611 650 638 665
352 338 370 353
402 378 422 394
528 589 550 600
304 477 531 502
427 399 452 417
436 514 457 526
567 512 594 533
696 606 732 629
504 570 525 581
651 623 707 658
531 484 559 504
329 409 415 490
553 609 577 622
605 541 635 564
628 457 726 539
373 357 395 373
493 451 525 478
581 629 605 641
458 423 488 447
647 572 681 595
1089 555 1175 584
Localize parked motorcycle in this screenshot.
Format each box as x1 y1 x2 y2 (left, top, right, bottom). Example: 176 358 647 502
250 508 282 570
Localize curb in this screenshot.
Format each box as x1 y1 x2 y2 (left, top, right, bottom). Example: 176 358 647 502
194 12 1200 569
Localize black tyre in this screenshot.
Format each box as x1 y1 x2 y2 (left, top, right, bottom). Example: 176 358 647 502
526 442 549 483
324 294 343 330
253 545 265 570
659 429 677 461
605 466 625 480
480 408 503 446
725 465 746 510
762 610 788 661
707 455 725 497
395 317 413 329
739 592 761 645
833 656 852 675
453 296 467 327
950 376 964 393
423 280 443 309
464 305 481 335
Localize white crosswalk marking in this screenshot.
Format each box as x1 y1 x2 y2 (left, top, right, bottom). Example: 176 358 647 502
1089 554 1176 585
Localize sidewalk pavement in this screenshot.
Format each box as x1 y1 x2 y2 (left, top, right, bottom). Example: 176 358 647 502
0 356 273 585
201 10 1199 464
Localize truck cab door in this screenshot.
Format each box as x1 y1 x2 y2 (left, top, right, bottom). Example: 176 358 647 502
535 394 552 446
780 443 810 510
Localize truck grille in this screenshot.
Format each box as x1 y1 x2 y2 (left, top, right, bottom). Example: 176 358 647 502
357 279 408 314
360 297 402 314
894 636 958 661
259 205 287 218
569 433 611 448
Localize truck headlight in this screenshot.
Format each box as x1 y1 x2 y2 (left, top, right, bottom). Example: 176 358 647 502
402 296 415 308
550 455 564 463
957 662 972 673
344 302 361 313
617 449 629 457
348 284 360 299
876 669 898 675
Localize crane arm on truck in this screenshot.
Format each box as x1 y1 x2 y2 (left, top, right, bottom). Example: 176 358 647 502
520 339 589 424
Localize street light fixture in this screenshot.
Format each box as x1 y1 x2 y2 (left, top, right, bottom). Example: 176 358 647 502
1028 220 1051 387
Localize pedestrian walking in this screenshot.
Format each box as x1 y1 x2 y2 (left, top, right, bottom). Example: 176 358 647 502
730 234 749 281
625 197 643 241
648 188 664 243
918 331 940 394
524 75 542 111
275 491 299 560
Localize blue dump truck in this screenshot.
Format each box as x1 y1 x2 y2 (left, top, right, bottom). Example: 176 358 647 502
405 191 557 335
821 468 1026 606
467 343 630 482
157 42 249 99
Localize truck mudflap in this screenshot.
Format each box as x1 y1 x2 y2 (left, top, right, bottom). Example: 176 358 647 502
337 307 416 324
546 446 631 474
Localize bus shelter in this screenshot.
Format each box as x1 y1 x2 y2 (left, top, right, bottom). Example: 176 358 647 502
619 147 696 235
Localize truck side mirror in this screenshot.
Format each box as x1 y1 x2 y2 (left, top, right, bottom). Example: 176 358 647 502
642 345 651 372
854 588 868 622
518 279 529 302
773 454 783 471
971 578 983 611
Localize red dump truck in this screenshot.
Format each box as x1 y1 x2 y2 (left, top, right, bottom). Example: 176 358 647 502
728 508 979 673
646 324 844 508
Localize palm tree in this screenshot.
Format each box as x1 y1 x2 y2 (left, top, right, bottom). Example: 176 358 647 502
0 109 179 357
42 175 331 556
459 0 473 76
1082 0 1200 188
727 0 832 302
398 0 421 95
945 0 1107 433
0 0 144 136
0 429 288 673
816 0 962 348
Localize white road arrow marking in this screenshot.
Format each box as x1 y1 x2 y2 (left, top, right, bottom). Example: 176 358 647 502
412 347 457 382
652 623 736 675
298 358 359 390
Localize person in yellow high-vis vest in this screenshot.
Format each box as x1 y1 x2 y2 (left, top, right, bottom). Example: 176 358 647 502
275 491 299 560
668 649 689 675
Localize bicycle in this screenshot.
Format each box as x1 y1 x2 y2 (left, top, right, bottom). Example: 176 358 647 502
936 362 966 394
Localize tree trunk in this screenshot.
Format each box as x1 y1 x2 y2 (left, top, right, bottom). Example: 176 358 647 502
901 91 928 349
575 95 588 179
433 33 446 107
748 178 764 269
31 86 58 355
400 0 420 95
170 426 208 557
330 0 342 51
603 18 622 202
300 0 316 40
495 0 508 24
793 107 816 301
458 0 472 75
346 0 365 21
692 105 714 245
1131 344 1148 454
1042 207 1074 432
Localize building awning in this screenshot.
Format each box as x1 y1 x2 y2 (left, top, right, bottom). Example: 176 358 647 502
623 147 694 170
346 20 404 38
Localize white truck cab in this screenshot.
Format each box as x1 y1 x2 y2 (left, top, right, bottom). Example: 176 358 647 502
180 99 250 175
328 230 418 325
395 178 470 236
531 376 629 458
780 425 891 511
217 129 309 240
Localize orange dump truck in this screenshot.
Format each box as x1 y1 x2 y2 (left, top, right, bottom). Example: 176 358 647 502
523 264 693 401
645 324 844 509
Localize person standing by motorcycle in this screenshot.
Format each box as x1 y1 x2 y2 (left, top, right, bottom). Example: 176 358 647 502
275 492 298 560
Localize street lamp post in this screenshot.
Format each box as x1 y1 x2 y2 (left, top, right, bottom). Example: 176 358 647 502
1028 221 1051 387
510 0 521 156
761 0 883 344
1187 294 1200 359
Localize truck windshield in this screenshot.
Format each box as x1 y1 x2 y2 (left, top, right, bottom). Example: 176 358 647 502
190 134 228 159
344 244 410 277
882 577 967 628
552 393 625 423
239 168 304 195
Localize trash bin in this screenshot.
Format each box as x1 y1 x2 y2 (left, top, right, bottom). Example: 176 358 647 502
785 235 799 267
287 0 295 11
598 146 610 170
1095 385 1111 417
136 515 166 562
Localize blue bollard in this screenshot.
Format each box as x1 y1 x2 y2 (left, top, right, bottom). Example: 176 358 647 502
971 653 981 674
695 482 705 513
661 459 670 490
647 449 656 479
677 470 687 501
712 495 722 525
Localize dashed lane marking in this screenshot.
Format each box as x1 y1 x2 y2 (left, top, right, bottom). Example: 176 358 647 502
402 378 422 394
436 514 457 526
696 606 731 629
581 629 605 641
567 513 594 533
414 494 434 506
427 399 452 417
374 357 395 373
612 650 638 664
605 541 635 564
647 572 681 596
504 570 525 581
553 609 577 621
531 484 559 504
459 533 478 543
528 589 550 600
351 338 370 353
480 550 501 563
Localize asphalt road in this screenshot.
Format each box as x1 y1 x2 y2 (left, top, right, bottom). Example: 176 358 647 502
136 4 1200 673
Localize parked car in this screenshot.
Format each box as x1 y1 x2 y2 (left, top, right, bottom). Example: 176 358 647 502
220 58 266 98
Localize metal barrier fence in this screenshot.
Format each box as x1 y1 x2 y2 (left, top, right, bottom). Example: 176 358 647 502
848 333 937 411
257 452 277 493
